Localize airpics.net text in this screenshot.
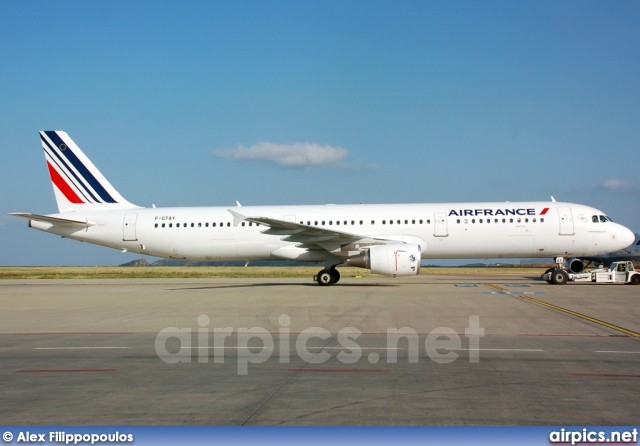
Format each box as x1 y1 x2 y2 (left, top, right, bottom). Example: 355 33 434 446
155 315 485 375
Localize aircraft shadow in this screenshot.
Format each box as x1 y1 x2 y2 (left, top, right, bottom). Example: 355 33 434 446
168 283 398 291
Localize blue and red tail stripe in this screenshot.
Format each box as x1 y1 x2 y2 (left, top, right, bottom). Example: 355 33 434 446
41 131 117 204
46 161 85 204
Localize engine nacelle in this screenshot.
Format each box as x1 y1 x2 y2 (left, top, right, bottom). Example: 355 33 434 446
346 244 421 277
566 258 585 273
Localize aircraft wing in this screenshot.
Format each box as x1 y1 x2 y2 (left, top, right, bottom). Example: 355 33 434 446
9 213 95 228
228 209 403 254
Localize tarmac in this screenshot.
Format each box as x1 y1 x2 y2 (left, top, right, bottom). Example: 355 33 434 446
1 274 639 425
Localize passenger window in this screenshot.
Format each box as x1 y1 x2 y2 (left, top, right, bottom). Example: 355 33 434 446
541 218 544 223
419 219 423 224
169 223 173 228
227 222 230 227
155 223 158 228
371 220 375 225
162 223 165 228
205 223 209 227
457 219 460 224
213 223 216 227
383 220 386 225
472 219 475 223
412 220 415 224
390 220 393 225
241 222 245 227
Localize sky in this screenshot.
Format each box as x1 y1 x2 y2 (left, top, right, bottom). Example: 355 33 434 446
1 0 639 266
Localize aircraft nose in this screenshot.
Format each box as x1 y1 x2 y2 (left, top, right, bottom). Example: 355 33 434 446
618 225 635 248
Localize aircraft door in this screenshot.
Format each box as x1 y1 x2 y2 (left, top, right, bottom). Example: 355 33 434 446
434 213 448 237
557 207 574 235
123 213 138 241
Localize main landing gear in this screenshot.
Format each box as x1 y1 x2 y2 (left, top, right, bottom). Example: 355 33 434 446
315 267 340 286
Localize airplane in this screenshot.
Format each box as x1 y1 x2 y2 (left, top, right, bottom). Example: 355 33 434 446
564 232 640 273
9 131 636 286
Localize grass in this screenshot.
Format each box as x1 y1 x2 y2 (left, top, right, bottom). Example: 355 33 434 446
0 265 552 280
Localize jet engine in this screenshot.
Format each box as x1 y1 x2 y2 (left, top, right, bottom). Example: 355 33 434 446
566 258 585 273
346 244 421 277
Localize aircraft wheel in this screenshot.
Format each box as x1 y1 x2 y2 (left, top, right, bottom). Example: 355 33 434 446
550 269 568 285
316 269 334 286
330 268 341 284
630 275 640 285
543 268 554 284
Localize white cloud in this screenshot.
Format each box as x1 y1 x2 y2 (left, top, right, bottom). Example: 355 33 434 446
601 179 640 199
214 142 376 169
604 179 632 190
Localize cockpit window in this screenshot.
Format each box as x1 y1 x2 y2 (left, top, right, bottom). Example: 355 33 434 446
592 215 599 223
599 215 612 222
636 239 640 246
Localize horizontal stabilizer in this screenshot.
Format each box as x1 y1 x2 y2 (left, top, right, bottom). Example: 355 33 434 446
9 213 94 227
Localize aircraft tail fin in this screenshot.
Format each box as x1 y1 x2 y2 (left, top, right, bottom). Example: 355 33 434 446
39 131 138 213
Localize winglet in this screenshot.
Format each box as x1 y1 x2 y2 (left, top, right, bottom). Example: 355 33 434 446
227 209 246 227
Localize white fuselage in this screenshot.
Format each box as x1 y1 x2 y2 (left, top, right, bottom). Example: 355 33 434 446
29 201 634 263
